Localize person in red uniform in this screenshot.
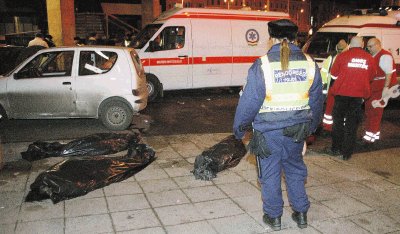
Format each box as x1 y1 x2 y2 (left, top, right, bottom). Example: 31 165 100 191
324 36 377 160
362 38 398 144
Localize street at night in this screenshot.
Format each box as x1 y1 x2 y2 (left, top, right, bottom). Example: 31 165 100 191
1 0 400 233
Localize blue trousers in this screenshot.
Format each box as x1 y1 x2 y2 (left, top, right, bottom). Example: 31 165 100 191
258 129 310 218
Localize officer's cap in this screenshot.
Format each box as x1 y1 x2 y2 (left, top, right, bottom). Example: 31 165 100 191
268 19 298 41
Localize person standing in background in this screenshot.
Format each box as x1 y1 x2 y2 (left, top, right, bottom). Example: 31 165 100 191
325 36 377 160
362 38 398 144
321 39 348 134
28 32 49 48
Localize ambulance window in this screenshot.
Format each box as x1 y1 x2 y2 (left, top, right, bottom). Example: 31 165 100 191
131 24 162 49
305 32 356 58
147 26 185 52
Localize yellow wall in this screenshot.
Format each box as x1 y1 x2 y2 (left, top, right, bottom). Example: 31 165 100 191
46 0 75 46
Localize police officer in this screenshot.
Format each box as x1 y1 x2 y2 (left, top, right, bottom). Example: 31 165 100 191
233 19 323 231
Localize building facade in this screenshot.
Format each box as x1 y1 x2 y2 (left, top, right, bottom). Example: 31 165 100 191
165 0 311 35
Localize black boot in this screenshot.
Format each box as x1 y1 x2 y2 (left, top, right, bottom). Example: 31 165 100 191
263 214 281 231
292 211 307 229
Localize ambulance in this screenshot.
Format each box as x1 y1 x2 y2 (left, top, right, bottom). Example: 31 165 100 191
303 7 400 76
131 7 289 101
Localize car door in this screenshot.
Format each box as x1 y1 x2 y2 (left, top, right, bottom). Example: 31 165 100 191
7 50 76 118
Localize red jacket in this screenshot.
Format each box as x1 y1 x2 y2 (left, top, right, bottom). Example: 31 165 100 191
330 47 377 99
371 49 398 92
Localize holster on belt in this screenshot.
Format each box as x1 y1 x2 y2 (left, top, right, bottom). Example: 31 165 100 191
248 130 271 158
283 122 310 143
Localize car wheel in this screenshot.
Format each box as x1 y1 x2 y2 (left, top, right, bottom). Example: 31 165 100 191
99 100 133 131
146 74 161 102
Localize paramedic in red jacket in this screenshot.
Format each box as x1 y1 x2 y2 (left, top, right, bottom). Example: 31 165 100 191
325 36 377 160
363 38 398 144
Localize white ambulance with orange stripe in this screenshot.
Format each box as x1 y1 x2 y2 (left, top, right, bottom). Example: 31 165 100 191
303 8 400 77
131 7 289 101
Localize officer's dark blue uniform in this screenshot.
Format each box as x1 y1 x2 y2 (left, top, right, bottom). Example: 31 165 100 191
233 19 323 230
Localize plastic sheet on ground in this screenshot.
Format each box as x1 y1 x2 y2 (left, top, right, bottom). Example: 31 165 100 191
21 133 140 161
192 135 247 180
25 144 156 203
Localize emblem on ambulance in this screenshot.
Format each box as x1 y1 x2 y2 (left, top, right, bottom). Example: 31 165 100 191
246 29 259 46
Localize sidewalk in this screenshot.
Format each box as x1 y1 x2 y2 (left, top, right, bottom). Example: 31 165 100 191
1 133 400 234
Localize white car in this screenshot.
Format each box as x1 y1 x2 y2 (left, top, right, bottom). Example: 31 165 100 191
0 46 148 130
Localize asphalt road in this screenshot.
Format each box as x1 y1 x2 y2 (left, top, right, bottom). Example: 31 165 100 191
0 88 238 143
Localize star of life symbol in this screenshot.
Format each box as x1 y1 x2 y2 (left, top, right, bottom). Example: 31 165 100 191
246 29 259 46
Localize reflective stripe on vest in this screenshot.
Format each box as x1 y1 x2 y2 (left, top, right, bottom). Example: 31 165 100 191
259 54 315 113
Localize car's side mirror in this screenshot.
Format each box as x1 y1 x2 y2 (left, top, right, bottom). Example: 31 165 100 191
148 41 156 52
14 72 22 79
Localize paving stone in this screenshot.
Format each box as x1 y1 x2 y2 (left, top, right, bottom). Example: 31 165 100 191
0 205 19 224
0 191 24 207
185 156 196 164
188 134 220 149
16 218 64 234
321 196 374 216
194 198 244 219
139 178 178 193
165 220 217 234
163 163 192 177
142 136 169 150
329 167 379 182
104 181 142 196
382 204 400 223
231 194 263 212
134 168 169 181
154 203 204 226
217 182 260 198
146 189 190 208
235 169 258 182
350 211 400 234
66 214 113 234
19 200 64 222
155 146 183 160
0 223 15 234
307 158 349 172
71 188 105 200
117 226 166 234
111 209 160 232
65 197 108 217
212 171 244 185
208 214 265 234
358 177 400 192
307 202 341 222
0 173 28 192
170 142 202 158
106 194 150 212
173 175 213 189
161 135 191 145
183 186 227 202
312 218 371 234
304 175 324 188
307 185 344 201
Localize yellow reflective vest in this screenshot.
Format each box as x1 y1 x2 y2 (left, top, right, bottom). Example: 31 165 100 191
259 55 315 113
